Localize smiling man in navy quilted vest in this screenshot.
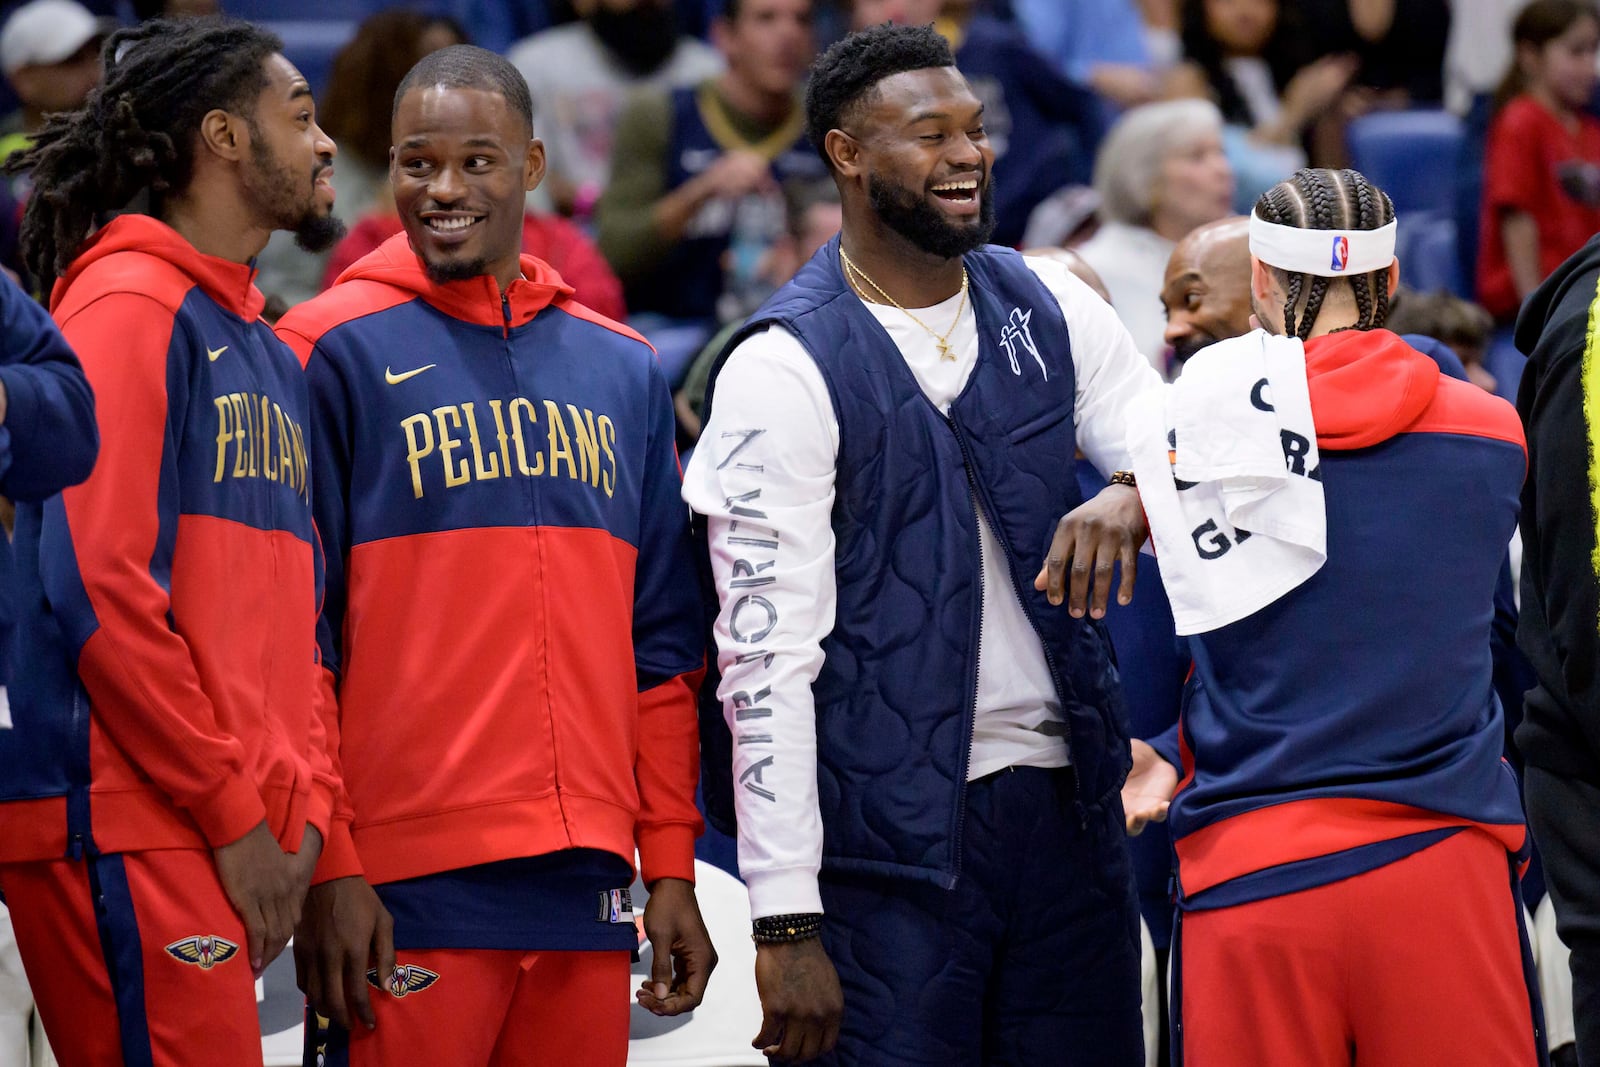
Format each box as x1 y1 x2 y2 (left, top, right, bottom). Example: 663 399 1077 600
684 23 1161 1066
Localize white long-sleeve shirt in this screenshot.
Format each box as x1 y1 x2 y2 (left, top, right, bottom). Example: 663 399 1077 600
682 255 1160 918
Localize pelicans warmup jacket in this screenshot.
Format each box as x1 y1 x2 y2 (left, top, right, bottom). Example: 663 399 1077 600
1151 329 1528 907
276 235 704 888
0 214 335 861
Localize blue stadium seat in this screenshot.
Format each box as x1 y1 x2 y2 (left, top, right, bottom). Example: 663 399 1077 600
263 20 357 98
1347 109 1466 218
224 0 371 19
1395 210 1467 298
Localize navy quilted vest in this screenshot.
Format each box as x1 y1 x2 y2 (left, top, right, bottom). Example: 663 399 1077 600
701 236 1130 887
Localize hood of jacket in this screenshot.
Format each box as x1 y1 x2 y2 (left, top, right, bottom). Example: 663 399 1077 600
52 213 266 320
331 231 576 329
1515 232 1600 370
1304 328 1442 451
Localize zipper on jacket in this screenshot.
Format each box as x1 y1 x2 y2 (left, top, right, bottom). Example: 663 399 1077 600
502 291 512 339
945 414 984 884
947 412 1086 828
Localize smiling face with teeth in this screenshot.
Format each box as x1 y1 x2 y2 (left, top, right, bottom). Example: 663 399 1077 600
832 66 996 261
391 84 544 289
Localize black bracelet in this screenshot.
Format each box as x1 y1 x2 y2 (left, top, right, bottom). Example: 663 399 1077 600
1109 469 1137 488
752 912 824 943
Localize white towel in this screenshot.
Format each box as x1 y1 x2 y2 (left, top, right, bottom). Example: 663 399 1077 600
1126 329 1327 635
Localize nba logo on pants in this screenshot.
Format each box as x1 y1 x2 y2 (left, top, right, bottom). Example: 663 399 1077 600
1331 235 1349 271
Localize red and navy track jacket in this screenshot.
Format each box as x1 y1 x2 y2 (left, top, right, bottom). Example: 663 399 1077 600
275 235 705 888
1151 329 1528 907
0 214 336 861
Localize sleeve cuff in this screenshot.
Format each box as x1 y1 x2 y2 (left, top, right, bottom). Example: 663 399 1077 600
310 819 364 885
636 821 698 885
1147 724 1183 772
743 866 824 919
190 773 269 848
305 779 335 841
0 365 39 448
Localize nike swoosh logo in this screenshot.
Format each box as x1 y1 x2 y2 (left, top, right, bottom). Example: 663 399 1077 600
207 346 228 362
385 364 437 385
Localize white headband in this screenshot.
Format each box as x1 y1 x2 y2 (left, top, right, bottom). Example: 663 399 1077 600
1248 210 1397 278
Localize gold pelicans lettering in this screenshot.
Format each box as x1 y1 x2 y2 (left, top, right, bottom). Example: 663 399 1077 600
401 397 617 500
212 392 309 499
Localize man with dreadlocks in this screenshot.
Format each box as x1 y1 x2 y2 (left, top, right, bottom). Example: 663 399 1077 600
0 17 345 1066
687 22 1159 1065
1114 167 1545 1065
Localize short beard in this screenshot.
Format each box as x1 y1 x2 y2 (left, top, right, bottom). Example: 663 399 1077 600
423 255 489 285
1171 330 1221 366
867 171 995 260
244 121 345 253
294 212 346 254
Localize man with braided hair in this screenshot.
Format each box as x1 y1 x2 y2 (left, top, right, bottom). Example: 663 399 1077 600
1114 167 1546 1065
0 17 345 1066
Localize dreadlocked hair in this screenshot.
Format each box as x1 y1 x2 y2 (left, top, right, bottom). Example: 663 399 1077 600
804 23 956 169
8 17 283 291
1252 167 1396 341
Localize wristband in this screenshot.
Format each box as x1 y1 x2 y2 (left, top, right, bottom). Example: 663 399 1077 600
751 912 824 944
1109 470 1137 488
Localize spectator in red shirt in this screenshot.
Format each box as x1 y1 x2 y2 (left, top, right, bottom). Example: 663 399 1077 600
321 208 627 322
1478 0 1600 322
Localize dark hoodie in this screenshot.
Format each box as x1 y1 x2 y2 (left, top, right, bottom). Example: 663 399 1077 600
1513 233 1600 776
1152 328 1528 905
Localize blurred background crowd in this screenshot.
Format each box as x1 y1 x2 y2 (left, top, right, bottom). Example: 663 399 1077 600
0 0 1586 426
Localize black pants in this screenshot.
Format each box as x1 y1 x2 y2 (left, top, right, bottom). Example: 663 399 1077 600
1525 765 1600 1065
816 766 1145 1066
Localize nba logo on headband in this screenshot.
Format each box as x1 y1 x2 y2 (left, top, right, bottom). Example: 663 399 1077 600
1250 211 1396 277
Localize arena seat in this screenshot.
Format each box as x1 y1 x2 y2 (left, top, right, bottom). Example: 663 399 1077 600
261 19 358 98
1347 109 1466 219
1395 211 1468 298
225 0 371 19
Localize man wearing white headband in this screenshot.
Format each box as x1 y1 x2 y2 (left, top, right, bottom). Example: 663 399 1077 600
1119 167 1546 1064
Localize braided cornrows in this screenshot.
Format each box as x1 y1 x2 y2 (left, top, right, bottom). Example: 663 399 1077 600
1252 167 1397 339
7 18 283 291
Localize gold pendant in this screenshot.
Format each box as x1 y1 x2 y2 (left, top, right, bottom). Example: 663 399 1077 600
938 341 954 362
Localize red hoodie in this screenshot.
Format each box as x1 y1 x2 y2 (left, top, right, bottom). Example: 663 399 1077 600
0 214 335 861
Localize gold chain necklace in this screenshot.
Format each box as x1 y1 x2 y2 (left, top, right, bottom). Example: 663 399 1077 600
840 247 969 362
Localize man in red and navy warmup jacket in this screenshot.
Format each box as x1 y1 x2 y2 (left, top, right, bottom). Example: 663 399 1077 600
1117 167 1547 1067
276 46 714 1066
0 18 348 1067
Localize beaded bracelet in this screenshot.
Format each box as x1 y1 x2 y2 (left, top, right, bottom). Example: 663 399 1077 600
751 912 824 944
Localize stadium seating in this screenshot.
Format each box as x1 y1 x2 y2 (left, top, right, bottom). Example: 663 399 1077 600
258 19 357 97
1348 110 1473 300
1347 109 1466 218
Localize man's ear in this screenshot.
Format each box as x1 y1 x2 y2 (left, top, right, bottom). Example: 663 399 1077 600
524 137 547 193
1385 257 1400 299
198 108 246 163
825 128 861 179
1249 255 1274 304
